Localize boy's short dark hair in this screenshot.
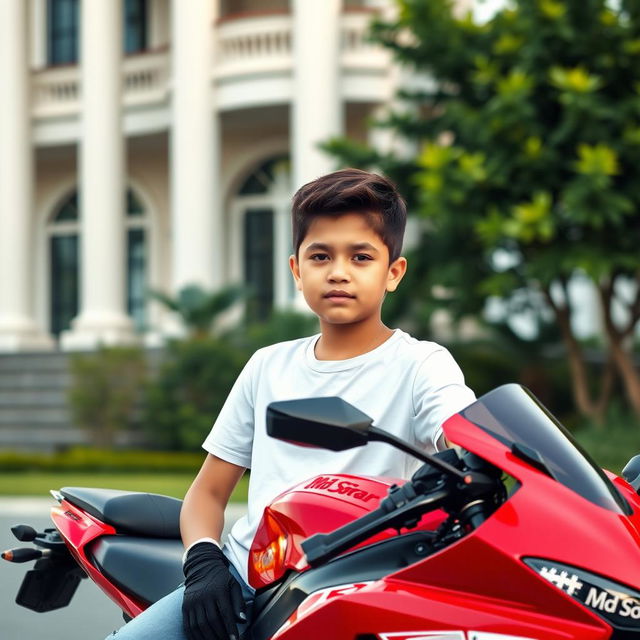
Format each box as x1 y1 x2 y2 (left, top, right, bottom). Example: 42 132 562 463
291 168 407 263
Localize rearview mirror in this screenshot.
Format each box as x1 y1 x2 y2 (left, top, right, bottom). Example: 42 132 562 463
623 454 640 492
266 397 372 451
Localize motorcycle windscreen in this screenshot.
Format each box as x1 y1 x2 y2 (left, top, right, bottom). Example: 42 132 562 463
459 383 629 515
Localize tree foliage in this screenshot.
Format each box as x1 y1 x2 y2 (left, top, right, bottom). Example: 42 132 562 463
143 310 319 451
143 337 247 451
68 346 146 447
326 0 640 420
149 283 245 338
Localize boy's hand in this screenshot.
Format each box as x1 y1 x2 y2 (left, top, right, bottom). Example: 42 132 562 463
182 542 247 640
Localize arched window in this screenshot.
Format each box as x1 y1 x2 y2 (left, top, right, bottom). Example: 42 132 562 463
235 155 291 320
47 188 149 336
126 190 148 331
124 0 148 54
47 0 79 65
47 0 148 66
48 192 79 336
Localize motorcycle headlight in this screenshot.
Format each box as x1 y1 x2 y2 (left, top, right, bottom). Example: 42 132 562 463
524 558 640 633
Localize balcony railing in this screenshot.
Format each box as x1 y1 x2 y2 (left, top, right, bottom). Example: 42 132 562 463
215 11 387 78
341 11 389 70
32 65 79 118
215 14 293 79
32 48 170 119
122 48 170 106
31 12 387 121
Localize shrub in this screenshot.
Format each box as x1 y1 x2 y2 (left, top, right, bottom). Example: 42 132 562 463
142 311 317 452
234 310 319 352
143 337 248 451
0 447 204 473
68 346 147 447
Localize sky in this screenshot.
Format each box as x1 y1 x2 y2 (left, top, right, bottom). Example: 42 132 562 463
473 0 508 22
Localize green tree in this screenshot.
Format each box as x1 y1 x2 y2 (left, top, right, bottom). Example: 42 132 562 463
143 309 317 451
326 0 640 421
143 337 247 451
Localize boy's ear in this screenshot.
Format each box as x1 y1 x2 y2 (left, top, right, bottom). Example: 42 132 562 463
289 255 303 291
386 256 407 292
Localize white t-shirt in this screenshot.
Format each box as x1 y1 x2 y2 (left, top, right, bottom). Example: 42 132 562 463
202 328 475 583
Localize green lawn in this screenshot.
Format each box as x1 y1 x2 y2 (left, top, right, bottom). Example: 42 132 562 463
0 472 249 501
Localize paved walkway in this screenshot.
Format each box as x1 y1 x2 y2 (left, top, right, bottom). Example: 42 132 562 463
0 496 57 515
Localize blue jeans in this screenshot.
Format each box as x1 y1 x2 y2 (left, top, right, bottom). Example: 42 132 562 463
106 560 254 639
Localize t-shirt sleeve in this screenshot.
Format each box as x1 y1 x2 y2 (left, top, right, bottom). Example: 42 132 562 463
412 348 476 452
201 350 262 468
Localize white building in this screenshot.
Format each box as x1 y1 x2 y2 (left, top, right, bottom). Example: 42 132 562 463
0 0 410 352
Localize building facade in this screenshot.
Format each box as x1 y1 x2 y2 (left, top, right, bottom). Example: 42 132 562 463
0 0 407 351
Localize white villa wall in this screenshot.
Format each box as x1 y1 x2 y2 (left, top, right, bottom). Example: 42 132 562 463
0 0 604 351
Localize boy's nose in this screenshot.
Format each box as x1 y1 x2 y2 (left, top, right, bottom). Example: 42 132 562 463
327 259 350 282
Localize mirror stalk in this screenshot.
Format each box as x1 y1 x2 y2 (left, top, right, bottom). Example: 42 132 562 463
368 426 474 485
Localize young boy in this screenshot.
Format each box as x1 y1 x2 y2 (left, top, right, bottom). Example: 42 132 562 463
108 169 475 640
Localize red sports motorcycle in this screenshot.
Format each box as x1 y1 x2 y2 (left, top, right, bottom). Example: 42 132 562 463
5 383 640 639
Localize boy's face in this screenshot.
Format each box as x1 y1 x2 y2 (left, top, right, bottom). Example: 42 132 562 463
289 212 407 327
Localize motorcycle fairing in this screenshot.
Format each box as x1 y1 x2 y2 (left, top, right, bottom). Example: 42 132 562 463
271 581 374 638
250 531 437 640
249 513 606 640
249 474 449 588
252 385 640 639
51 499 148 618
456 385 629 515
264 575 607 640
438 412 640 594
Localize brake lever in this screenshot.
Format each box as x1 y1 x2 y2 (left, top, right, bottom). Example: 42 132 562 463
302 487 450 566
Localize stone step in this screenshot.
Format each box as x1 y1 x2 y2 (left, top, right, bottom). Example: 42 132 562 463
0 407 70 424
0 371 72 389
0 426 87 448
0 426 147 452
0 390 68 406
0 352 71 372
0 350 156 451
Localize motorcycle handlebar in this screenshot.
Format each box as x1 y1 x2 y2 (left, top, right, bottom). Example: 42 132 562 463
301 485 451 566
301 451 501 567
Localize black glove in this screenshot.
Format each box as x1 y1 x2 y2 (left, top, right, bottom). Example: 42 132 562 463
182 542 247 640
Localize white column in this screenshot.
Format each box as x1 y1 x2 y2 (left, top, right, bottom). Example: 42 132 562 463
31 0 47 70
149 0 170 49
273 166 294 308
62 0 134 349
170 0 221 295
292 0 343 190
0 0 53 351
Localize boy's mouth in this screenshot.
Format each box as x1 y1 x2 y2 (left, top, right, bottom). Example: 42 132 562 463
324 290 356 301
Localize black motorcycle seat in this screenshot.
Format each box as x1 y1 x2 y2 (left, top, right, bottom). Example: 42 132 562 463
89 535 184 605
60 487 182 538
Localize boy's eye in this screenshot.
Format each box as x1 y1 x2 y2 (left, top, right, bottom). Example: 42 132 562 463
353 254 373 262
310 253 329 261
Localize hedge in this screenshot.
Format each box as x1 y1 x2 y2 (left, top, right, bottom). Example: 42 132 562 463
0 447 206 473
